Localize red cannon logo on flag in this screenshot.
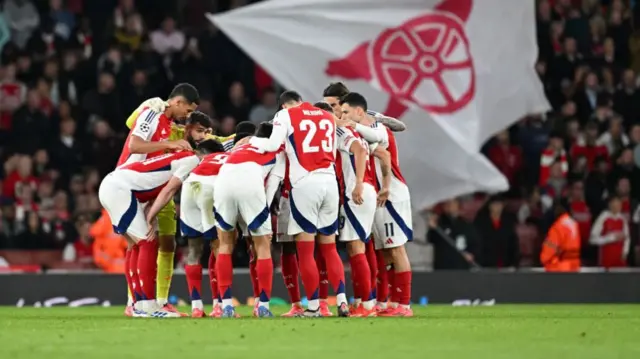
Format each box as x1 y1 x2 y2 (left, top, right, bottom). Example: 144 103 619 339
325 0 475 118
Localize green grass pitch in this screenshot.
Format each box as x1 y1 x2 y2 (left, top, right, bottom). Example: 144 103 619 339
0 305 638 359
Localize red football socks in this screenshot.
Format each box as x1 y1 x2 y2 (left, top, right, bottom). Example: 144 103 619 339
249 259 260 298
376 251 389 302
125 247 134 302
296 241 320 300
319 243 346 295
394 271 412 305
281 252 301 303
388 265 398 303
316 245 329 299
365 241 377 299
216 253 233 300
350 253 371 300
207 251 219 301
185 264 203 300
136 240 158 300
256 258 273 302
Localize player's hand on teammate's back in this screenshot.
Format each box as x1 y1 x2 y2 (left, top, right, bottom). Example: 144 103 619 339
376 187 390 207
166 139 193 151
352 182 364 205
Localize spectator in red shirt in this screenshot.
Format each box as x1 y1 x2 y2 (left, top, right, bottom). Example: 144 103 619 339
590 195 630 268
568 179 592 245
487 130 523 188
2 155 38 199
539 132 568 185
63 215 94 265
570 121 609 171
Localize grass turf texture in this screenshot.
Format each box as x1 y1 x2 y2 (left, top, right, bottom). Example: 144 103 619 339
0 305 638 359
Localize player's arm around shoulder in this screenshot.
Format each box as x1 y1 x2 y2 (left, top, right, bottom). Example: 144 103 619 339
249 109 289 152
367 110 407 132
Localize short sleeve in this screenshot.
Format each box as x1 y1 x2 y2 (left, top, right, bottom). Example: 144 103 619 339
172 156 200 182
131 109 160 141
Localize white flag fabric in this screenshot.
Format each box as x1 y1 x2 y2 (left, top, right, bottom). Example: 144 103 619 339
208 0 550 209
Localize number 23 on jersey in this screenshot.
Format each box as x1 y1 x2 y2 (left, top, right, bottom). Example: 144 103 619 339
299 118 334 153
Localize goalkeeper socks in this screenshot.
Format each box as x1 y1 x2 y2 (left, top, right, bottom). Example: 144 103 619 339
156 250 174 305
216 253 234 308
281 252 301 304
207 251 219 303
296 241 320 311
315 246 329 300
394 270 412 308
185 264 203 310
256 258 273 309
319 243 347 306
137 240 158 301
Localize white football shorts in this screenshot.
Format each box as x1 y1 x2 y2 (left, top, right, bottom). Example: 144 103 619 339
288 173 339 236
339 183 377 242
372 199 413 249
214 164 271 236
98 173 153 240
276 195 293 242
180 181 216 239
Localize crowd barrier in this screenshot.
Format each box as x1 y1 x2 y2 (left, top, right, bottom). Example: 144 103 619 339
2 270 639 306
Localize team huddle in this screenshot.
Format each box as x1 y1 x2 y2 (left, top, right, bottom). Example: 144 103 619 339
98 82 413 318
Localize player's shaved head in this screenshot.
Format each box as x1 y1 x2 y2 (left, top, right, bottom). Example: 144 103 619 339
196 139 224 155
256 122 273 138
279 90 302 109
313 102 333 112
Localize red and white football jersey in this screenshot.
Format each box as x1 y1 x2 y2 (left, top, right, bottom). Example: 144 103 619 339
116 151 199 202
363 123 409 202
116 107 173 167
224 143 285 181
185 153 229 186
249 102 336 186
336 126 376 198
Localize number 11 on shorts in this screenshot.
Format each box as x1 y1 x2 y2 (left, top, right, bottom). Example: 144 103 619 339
384 222 395 237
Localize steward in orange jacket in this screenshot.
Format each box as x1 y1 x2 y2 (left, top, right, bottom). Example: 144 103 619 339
91 210 128 273
540 202 581 272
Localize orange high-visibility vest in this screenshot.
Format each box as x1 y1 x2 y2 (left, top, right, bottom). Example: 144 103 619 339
540 213 581 272
90 210 128 273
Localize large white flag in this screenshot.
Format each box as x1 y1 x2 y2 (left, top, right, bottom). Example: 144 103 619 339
208 0 549 209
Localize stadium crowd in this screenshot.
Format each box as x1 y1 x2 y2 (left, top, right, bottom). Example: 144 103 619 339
0 0 639 271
